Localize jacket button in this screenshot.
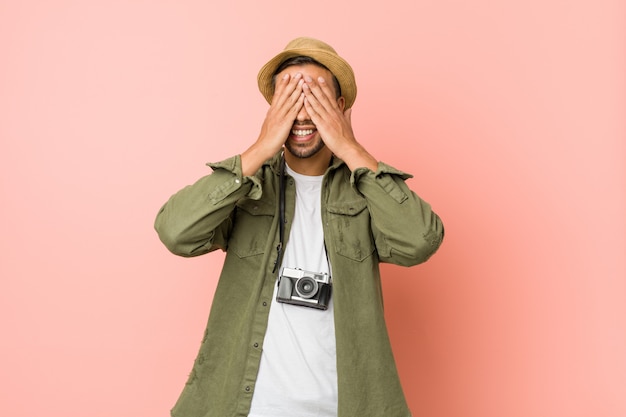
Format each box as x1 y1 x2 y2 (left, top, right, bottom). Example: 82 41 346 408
245 386 251 392
254 342 259 348
262 301 267 306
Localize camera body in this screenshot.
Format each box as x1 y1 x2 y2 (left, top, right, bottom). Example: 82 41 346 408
277 267 332 310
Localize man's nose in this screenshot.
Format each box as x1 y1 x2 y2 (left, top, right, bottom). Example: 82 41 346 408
296 104 310 121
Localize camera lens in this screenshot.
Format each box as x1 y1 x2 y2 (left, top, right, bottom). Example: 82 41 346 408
295 276 319 299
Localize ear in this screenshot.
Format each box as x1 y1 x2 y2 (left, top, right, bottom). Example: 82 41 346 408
337 96 346 111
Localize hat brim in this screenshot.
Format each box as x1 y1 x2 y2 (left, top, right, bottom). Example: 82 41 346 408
257 48 357 110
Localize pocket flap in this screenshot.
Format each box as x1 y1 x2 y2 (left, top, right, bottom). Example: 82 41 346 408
236 198 275 216
326 199 367 216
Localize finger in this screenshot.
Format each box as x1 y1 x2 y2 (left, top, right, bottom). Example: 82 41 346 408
302 95 317 118
302 79 342 125
289 92 305 117
273 80 304 124
271 73 291 102
302 90 323 123
273 73 303 108
306 76 338 110
316 76 340 108
302 82 326 119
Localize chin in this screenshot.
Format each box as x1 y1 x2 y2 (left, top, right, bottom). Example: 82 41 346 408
286 140 326 159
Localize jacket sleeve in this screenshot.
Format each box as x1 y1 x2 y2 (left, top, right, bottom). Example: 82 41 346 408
351 162 444 266
154 155 263 257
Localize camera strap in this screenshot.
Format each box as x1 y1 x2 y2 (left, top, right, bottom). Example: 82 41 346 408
272 155 286 274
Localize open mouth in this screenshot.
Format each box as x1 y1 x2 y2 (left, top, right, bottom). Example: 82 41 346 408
291 128 315 137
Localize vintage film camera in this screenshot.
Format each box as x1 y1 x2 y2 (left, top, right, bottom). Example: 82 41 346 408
276 267 332 310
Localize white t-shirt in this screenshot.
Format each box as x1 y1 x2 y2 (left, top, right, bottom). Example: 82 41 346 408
248 165 338 417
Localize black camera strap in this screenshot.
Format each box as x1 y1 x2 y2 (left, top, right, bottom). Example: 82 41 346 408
271 155 331 278
272 155 286 274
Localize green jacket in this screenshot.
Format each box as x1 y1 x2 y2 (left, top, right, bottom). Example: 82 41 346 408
155 152 444 417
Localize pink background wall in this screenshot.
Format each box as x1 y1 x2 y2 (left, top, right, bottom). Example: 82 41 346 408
1 1 624 416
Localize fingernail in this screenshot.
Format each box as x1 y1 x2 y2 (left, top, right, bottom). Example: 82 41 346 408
283 74 289 80
318 76 325 83
305 76 313 83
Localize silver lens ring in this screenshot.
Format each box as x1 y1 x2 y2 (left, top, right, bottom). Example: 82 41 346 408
295 276 319 299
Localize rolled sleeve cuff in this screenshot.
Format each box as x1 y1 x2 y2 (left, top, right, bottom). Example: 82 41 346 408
205 155 263 203
350 162 414 203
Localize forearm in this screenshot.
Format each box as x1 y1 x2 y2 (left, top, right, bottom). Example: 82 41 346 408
241 140 279 177
353 164 444 266
155 156 260 257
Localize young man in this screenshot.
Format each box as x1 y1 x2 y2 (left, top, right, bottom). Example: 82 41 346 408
155 37 444 417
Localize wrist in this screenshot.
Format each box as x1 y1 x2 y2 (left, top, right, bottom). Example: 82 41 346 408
336 143 378 172
241 142 277 177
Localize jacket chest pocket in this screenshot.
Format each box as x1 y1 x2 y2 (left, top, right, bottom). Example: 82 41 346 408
229 198 275 258
326 199 375 262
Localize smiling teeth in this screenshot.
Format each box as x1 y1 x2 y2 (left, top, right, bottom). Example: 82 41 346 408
292 129 314 136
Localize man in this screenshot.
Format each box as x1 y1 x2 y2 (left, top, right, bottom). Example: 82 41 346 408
155 37 444 417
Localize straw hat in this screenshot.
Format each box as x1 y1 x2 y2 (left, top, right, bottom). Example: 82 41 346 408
257 37 357 109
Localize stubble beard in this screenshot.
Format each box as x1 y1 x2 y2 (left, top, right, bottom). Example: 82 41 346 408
285 136 326 159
